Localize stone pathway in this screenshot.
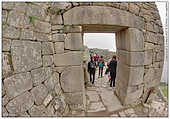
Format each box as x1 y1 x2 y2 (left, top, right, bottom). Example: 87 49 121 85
83 67 168 117
85 67 123 117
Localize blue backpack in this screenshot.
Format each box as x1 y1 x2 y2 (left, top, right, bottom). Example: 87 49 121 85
99 61 103 68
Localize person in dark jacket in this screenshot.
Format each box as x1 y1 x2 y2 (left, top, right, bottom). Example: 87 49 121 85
108 55 117 87
88 57 96 84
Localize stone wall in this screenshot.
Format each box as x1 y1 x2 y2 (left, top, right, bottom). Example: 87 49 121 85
2 2 164 117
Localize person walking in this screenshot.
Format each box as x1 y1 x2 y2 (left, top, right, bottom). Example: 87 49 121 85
98 56 105 78
108 55 117 87
88 57 96 84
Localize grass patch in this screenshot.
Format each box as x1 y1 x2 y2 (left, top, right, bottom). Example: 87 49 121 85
160 83 168 98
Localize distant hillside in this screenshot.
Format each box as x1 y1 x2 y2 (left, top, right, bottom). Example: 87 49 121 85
89 48 116 61
83 46 116 61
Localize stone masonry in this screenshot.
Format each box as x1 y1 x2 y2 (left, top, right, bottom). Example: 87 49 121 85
2 2 164 117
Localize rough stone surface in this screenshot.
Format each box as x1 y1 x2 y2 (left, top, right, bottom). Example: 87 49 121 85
2 38 11 51
54 51 82 66
31 67 52 86
34 32 51 41
7 10 30 28
3 26 20 39
64 6 145 29
54 42 64 53
86 91 100 102
117 50 144 66
11 40 42 73
28 105 47 117
31 84 48 105
42 42 54 55
61 66 84 93
6 91 34 114
4 72 32 99
2 52 13 78
65 33 83 50
43 94 53 106
64 92 83 104
87 102 106 112
44 72 60 93
43 55 53 66
2 95 10 106
20 29 34 40
100 89 123 112
144 50 153 65
52 34 66 42
31 19 51 33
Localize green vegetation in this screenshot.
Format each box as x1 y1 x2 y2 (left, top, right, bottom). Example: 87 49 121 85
160 83 168 98
28 16 38 25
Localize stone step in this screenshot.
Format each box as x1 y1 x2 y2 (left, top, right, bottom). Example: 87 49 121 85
100 89 124 112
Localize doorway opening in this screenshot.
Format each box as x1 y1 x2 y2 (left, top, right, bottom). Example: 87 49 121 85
83 33 122 115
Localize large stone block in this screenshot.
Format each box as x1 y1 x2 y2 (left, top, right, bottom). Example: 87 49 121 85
20 29 34 40
7 10 30 28
117 50 144 66
42 42 54 55
145 31 157 44
2 10 8 23
54 42 64 53
116 28 144 51
11 40 42 73
31 19 51 33
27 4 48 21
42 55 53 66
31 84 48 105
34 32 51 41
64 92 83 105
65 33 83 51
53 51 82 66
144 68 154 83
64 6 144 29
6 91 34 114
144 50 153 65
144 42 155 50
61 66 84 93
156 51 164 62
50 15 63 25
2 95 10 106
52 33 66 42
44 72 60 94
129 3 140 15
2 52 13 78
124 86 143 105
2 38 11 52
2 2 15 10
3 26 20 39
28 105 47 117
63 26 82 33
116 63 144 87
2 106 8 117
31 67 52 86
4 72 32 99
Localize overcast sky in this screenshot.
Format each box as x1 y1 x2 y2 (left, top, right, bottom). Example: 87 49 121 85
84 2 167 52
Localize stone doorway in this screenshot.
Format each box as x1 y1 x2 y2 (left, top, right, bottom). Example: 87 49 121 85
63 5 145 108
82 24 144 109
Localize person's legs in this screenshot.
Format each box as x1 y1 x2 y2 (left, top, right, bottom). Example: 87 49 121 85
101 67 103 77
113 73 116 87
98 67 101 78
110 72 114 87
90 72 92 83
92 70 95 84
